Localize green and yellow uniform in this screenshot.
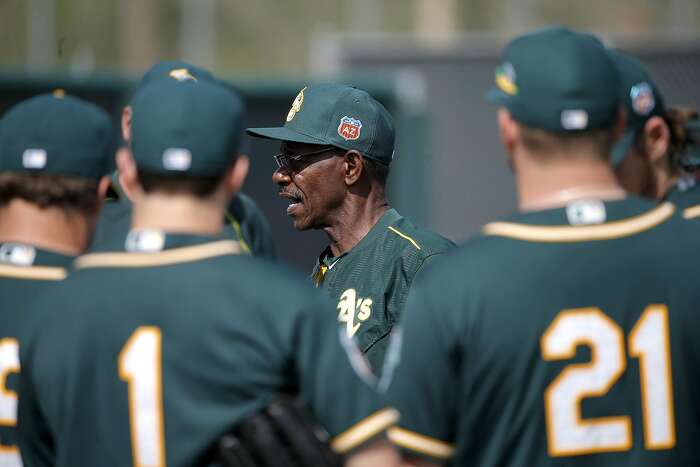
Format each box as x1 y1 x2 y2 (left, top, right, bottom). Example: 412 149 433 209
19 233 396 466
388 198 700 466
247 84 455 375
312 208 454 375
0 245 71 465
92 191 277 258
0 92 113 467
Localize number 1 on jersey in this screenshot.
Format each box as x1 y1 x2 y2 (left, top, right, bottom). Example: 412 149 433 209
119 327 166 467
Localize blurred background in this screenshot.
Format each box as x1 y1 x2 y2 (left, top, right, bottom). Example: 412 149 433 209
2 0 700 270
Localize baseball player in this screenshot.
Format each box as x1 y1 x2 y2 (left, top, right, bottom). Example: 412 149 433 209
247 84 455 376
18 77 398 467
609 50 700 218
91 61 277 258
0 93 113 465
386 26 700 466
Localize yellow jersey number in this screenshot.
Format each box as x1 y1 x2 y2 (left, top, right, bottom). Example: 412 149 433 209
541 305 675 457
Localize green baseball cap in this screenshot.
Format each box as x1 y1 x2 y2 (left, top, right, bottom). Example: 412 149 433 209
133 61 215 99
247 84 395 165
487 26 620 133
607 50 666 166
0 92 113 180
130 78 246 176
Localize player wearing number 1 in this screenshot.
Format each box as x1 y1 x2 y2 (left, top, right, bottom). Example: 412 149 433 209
17 76 398 466
386 27 700 466
0 93 112 466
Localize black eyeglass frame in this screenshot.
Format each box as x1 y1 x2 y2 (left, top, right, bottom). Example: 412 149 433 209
273 146 338 171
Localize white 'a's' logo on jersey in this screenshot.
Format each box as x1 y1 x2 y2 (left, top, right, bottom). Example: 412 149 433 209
337 288 372 338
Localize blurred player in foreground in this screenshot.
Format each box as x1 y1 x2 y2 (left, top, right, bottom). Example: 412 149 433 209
248 84 454 376
387 26 700 466
0 93 112 466
92 60 277 258
609 50 700 218
18 79 398 466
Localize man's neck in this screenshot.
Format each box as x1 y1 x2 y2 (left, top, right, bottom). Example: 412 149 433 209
516 156 625 211
131 193 225 236
0 199 91 256
323 195 390 257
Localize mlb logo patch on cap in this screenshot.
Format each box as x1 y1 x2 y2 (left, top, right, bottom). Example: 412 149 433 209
162 148 192 171
22 149 47 169
338 116 362 141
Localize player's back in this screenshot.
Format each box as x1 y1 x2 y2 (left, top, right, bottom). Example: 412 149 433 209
20 234 384 467
0 245 71 465
389 197 700 466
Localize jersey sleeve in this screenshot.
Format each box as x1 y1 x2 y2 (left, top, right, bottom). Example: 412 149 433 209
292 294 398 455
385 274 458 464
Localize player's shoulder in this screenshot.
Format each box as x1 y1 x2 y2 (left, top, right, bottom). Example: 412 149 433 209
228 191 265 223
385 213 456 260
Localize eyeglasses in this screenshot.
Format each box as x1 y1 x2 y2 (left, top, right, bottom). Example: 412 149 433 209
273 146 336 171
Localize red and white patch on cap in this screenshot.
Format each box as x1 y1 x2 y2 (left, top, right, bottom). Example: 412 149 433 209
338 116 362 141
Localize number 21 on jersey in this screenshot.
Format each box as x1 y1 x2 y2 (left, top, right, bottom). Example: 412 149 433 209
541 305 675 457
119 327 166 467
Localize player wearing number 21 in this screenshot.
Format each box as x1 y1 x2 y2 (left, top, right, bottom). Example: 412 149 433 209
17 78 399 465
385 27 700 466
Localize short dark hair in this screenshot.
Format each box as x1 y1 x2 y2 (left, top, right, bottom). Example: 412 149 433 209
363 157 390 186
138 170 225 199
518 125 616 162
0 172 100 214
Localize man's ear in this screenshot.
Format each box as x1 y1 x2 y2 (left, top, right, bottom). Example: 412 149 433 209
224 154 250 197
642 116 671 164
116 147 140 201
343 150 364 186
121 106 133 143
497 108 518 156
94 175 112 213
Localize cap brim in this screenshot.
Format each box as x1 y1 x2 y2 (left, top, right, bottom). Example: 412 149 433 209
246 126 329 145
485 87 513 106
611 129 636 167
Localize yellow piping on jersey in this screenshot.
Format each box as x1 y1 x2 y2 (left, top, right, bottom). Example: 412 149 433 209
74 240 242 269
388 427 455 459
0 264 67 281
330 408 399 454
482 202 674 243
682 204 700 220
224 210 251 253
387 226 421 250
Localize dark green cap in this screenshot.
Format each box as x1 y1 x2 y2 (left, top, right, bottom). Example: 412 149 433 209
487 26 620 133
130 78 246 176
608 50 666 166
0 93 113 180
133 61 215 99
247 84 395 165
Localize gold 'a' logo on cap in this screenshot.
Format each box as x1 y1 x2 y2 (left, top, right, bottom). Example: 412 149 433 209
286 87 306 122
169 68 197 82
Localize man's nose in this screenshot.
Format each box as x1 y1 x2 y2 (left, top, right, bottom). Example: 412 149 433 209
272 167 291 185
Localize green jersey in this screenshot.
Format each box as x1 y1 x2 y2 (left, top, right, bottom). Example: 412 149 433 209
18 233 396 467
387 197 700 466
311 208 455 376
0 243 72 466
91 192 277 258
664 175 700 220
